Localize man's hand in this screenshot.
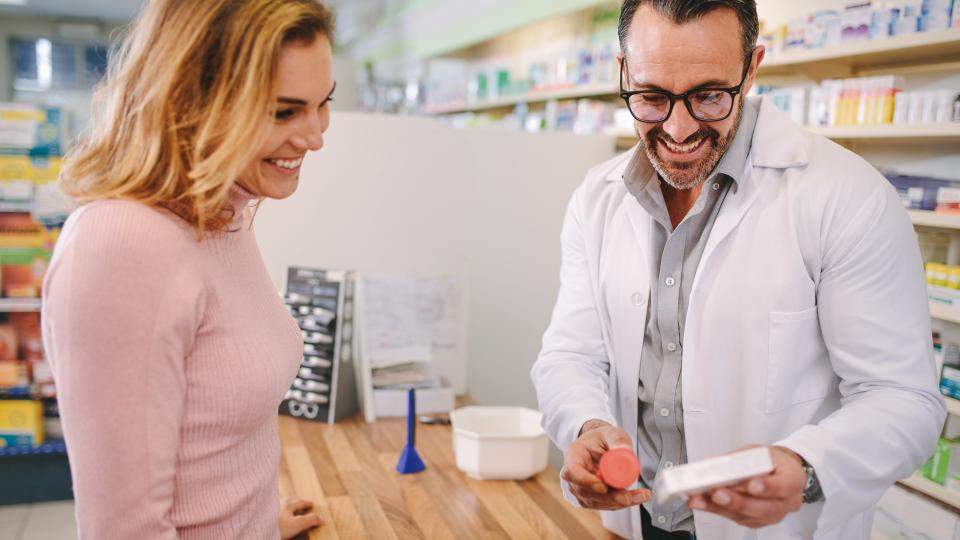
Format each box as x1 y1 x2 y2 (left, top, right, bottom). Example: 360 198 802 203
560 419 651 510
687 445 807 529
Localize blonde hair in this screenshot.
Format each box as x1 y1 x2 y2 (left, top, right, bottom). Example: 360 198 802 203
60 0 334 235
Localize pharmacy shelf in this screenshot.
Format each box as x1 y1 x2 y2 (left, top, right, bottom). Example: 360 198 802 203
612 124 960 150
898 473 960 509
0 440 66 458
946 397 960 417
759 29 960 78
931 302 960 324
423 82 618 114
426 30 960 115
809 123 960 141
910 210 960 230
0 298 42 312
0 201 33 213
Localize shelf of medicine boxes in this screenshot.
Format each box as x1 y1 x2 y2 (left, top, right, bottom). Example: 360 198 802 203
423 82 620 115
893 399 960 508
613 123 960 151
898 474 960 510
758 28 960 79
0 298 42 312
909 210 960 230
931 302 960 325
422 29 960 116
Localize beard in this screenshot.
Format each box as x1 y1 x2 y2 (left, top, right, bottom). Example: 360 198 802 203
638 98 744 191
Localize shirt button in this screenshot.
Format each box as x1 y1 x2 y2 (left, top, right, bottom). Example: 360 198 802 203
665 277 676 287
712 182 721 190
657 516 667 525
666 342 677 352
631 292 643 306
659 408 670 417
664 461 674 468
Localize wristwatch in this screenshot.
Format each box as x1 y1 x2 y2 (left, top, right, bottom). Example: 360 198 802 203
801 459 824 504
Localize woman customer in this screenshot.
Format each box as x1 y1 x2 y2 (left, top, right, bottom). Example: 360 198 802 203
41 0 336 538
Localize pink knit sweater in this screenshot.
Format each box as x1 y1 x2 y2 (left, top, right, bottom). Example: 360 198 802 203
42 188 302 539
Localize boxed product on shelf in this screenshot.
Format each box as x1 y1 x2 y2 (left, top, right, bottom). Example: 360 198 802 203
756 86 808 125
0 325 17 361
762 0 956 59
894 89 960 124
0 248 49 298
920 0 954 31
887 173 954 210
920 437 960 486
0 155 61 201
0 399 43 448
941 333 960 399
937 185 960 212
0 360 28 388
424 58 468 110
0 103 63 156
841 3 872 41
10 312 42 362
919 231 951 264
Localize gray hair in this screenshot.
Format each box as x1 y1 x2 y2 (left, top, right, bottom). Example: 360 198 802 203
618 0 759 60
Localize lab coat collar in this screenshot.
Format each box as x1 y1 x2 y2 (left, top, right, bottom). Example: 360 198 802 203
750 95 809 169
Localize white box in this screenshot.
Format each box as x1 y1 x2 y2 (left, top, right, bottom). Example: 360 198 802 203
449 406 549 480
654 447 774 505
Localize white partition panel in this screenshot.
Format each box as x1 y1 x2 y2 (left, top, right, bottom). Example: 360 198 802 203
254 111 617 404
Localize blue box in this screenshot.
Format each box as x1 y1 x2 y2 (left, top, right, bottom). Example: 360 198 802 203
0 104 63 156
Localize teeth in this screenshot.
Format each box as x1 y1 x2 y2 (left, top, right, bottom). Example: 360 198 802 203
268 157 303 169
663 138 703 153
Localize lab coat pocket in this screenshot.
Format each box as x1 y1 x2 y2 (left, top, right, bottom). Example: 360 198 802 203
766 307 835 413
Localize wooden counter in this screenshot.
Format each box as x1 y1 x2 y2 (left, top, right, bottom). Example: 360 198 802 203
278 414 617 539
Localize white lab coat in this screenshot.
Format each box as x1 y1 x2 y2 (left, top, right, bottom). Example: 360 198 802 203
531 97 946 540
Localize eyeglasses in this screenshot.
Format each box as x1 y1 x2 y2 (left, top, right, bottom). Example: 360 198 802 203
619 54 753 123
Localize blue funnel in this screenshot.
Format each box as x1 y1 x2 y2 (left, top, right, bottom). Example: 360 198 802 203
396 388 426 474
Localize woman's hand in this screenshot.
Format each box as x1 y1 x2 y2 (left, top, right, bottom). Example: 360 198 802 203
279 497 324 540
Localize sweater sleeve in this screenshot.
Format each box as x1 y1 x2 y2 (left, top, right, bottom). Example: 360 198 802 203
42 202 205 539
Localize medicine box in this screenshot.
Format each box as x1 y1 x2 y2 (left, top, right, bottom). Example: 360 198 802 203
0 399 43 448
0 104 63 156
941 366 960 400
920 438 960 485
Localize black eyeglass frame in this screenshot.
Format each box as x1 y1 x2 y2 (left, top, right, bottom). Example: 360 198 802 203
619 51 756 124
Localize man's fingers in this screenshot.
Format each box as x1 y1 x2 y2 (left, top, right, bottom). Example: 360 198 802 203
744 475 800 500
572 486 651 510
696 488 799 524
688 494 775 529
600 429 633 451
562 462 606 493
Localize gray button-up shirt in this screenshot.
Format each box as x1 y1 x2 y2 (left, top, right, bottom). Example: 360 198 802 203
624 99 759 533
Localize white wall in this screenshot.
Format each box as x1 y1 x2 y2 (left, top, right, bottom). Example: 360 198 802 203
253 112 616 407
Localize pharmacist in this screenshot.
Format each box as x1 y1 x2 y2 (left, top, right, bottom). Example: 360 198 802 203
530 1 946 539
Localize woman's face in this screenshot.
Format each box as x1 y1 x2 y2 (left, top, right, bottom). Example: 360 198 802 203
242 35 335 200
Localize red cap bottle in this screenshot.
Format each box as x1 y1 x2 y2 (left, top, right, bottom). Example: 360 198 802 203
597 447 640 490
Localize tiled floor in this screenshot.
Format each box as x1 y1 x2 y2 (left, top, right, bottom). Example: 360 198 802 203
0 501 77 540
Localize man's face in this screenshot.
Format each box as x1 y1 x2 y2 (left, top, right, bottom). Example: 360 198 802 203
620 5 762 190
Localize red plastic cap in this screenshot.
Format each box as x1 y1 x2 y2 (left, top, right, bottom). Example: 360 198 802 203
597 447 640 490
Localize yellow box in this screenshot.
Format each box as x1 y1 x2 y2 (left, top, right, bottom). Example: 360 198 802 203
0 399 43 448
